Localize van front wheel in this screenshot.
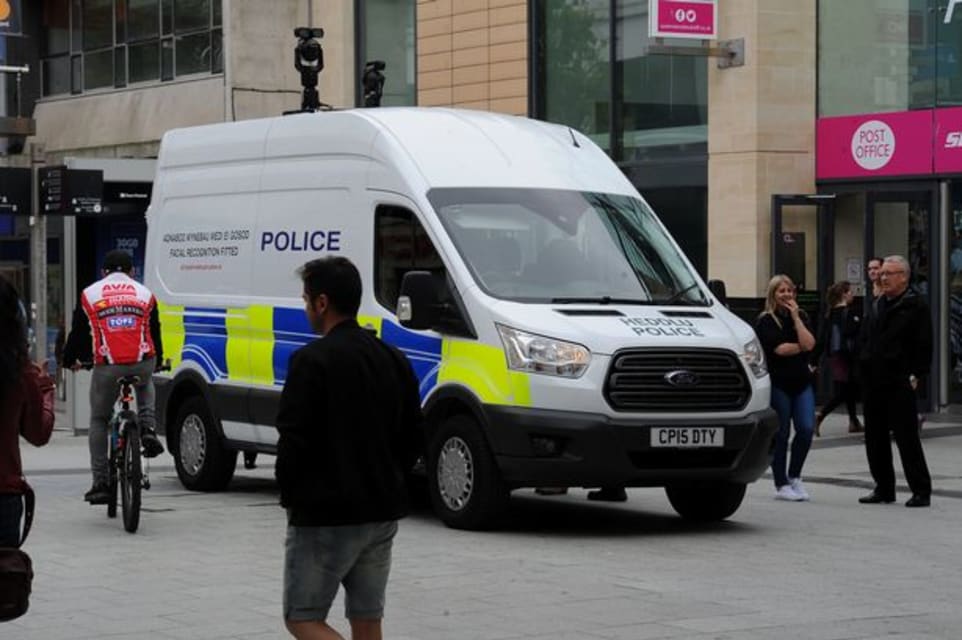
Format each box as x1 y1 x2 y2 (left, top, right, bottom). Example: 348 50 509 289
665 481 746 522
428 414 507 530
171 397 237 491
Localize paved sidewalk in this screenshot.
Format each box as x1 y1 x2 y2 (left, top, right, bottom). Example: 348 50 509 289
11 419 962 640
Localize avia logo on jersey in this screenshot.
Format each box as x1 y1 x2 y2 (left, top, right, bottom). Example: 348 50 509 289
945 132 962 148
103 283 137 297
107 316 137 330
260 230 342 252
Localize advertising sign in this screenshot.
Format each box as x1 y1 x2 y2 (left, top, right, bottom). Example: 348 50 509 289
649 0 717 40
816 111 933 179
934 107 962 174
0 0 22 36
40 166 106 215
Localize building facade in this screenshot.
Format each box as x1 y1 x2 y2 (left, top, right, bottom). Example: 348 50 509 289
0 0 959 408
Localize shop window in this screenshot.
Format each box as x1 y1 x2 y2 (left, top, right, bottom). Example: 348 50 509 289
615 1 706 161
374 206 445 312
817 0 959 116
41 0 222 97
536 0 611 153
355 0 417 107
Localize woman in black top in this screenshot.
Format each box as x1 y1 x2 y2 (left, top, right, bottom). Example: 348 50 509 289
812 281 863 435
754 275 816 502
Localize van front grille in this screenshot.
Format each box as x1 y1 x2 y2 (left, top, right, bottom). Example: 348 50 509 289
604 349 750 413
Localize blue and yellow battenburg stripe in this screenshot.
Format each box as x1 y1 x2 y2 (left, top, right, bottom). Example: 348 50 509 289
157 302 531 407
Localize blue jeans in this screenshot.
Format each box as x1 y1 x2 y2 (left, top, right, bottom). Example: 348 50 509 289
0 494 24 547
770 385 815 488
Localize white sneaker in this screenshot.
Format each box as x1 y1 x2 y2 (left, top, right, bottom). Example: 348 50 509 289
774 485 803 501
789 477 810 501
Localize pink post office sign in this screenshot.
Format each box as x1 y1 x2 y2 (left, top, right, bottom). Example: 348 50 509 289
816 110 934 179
649 0 717 39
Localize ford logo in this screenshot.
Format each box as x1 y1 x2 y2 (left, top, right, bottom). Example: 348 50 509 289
665 370 699 387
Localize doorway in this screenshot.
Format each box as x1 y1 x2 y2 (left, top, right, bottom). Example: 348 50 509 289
770 194 836 320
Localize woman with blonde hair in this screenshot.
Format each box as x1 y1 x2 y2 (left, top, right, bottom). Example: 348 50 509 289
754 275 817 501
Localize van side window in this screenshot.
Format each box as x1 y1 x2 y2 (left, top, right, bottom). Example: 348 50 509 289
375 205 446 311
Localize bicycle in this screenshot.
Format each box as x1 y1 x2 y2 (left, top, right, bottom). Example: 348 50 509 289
106 374 149 533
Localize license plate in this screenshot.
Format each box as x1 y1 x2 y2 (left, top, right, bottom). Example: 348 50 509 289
650 427 724 448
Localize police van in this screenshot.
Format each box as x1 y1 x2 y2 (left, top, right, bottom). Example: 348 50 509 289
145 108 777 529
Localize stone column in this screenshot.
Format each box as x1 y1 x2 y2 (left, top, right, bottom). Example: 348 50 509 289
707 0 816 297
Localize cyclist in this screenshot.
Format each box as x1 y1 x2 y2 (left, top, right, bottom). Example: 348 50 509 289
63 250 165 505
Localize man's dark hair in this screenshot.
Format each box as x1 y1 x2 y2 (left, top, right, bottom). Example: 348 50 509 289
868 256 883 267
103 249 134 273
299 256 362 317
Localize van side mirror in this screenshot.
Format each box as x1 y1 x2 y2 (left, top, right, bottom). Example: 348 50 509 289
397 271 440 330
707 279 728 306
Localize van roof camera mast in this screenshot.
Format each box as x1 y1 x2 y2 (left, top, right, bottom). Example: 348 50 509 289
287 26 330 114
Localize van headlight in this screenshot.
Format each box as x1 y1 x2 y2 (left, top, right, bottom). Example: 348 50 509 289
741 337 767 378
496 324 590 378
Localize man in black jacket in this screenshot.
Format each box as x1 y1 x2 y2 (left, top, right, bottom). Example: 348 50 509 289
857 255 932 508
276 256 422 640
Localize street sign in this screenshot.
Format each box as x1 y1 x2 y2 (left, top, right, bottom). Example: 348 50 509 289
0 166 30 216
649 0 717 40
40 166 106 215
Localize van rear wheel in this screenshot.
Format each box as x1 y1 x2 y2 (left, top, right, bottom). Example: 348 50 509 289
428 414 508 530
171 396 237 491
665 481 746 522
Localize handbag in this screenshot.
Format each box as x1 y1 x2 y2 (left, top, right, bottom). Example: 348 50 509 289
0 484 35 622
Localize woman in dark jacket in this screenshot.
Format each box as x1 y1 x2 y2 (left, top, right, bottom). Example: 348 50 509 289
0 275 55 547
755 275 817 502
812 281 863 436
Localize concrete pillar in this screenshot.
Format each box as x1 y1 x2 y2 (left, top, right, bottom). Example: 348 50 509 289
707 0 816 297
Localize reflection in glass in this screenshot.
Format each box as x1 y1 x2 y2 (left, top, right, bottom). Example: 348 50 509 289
175 31 211 76
129 40 161 83
542 0 611 151
83 0 113 50
616 0 707 161
819 0 936 116
42 57 71 96
360 0 416 106
84 49 114 90
175 0 210 33
128 0 161 42
429 188 705 305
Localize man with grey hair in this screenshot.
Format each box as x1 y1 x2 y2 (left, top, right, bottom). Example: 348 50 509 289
857 255 932 507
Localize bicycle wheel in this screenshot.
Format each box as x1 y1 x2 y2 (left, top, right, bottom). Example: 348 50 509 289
107 439 118 519
120 422 142 533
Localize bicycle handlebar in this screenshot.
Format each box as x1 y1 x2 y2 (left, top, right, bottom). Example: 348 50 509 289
69 358 172 373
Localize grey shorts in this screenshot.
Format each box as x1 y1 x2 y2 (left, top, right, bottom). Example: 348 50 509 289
283 520 398 622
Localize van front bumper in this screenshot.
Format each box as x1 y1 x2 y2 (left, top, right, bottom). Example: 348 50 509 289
482 405 778 488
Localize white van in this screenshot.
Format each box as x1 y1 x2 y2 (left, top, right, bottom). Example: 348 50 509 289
145 108 777 529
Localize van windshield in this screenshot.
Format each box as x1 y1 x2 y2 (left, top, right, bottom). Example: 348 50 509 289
428 188 708 306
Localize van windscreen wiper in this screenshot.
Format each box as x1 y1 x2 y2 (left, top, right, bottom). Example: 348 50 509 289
551 296 655 305
662 282 707 305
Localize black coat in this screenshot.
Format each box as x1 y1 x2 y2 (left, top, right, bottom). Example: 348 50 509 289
812 306 861 363
275 319 423 526
857 289 932 388
755 309 815 395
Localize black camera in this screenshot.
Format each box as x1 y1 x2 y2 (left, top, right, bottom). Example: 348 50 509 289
362 60 386 108
294 26 325 112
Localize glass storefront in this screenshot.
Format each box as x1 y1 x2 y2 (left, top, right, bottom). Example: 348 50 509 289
533 0 708 275
819 0 962 116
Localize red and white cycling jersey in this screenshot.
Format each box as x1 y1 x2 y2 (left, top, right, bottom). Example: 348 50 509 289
80 273 158 366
